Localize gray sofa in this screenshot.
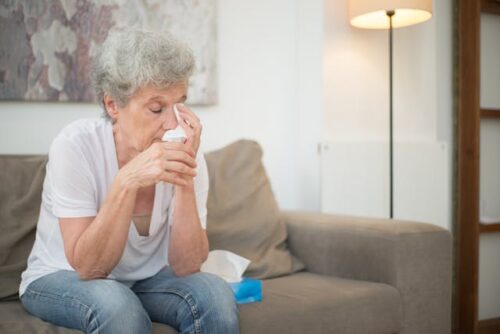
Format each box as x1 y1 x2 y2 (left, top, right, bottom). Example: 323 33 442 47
0 140 452 334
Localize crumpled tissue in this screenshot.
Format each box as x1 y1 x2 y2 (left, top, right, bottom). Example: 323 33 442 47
162 105 188 143
201 250 262 304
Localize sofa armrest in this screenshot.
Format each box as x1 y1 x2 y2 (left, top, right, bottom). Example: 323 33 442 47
283 210 452 334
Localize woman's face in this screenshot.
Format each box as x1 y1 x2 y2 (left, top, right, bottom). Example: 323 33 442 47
108 82 188 152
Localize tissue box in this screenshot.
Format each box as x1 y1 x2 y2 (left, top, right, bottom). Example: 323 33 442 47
229 278 262 304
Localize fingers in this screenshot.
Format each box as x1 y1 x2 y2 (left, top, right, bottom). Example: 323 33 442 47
159 141 196 158
159 172 189 187
174 105 202 156
153 142 197 179
163 149 197 168
157 160 195 187
176 104 202 133
164 160 197 178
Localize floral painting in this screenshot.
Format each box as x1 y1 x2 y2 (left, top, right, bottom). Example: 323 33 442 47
0 0 217 104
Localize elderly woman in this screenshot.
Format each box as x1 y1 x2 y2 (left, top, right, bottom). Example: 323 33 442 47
19 30 239 333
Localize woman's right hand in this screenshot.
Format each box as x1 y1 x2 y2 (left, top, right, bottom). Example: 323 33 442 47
117 142 197 190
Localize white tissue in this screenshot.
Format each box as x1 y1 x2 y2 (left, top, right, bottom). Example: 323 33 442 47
162 105 187 143
200 250 251 283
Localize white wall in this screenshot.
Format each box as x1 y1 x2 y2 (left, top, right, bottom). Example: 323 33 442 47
198 0 324 210
323 0 453 143
321 0 453 230
478 12 500 321
321 141 449 229
480 14 500 110
0 0 324 211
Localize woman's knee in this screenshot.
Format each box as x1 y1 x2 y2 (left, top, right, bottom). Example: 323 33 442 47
188 273 239 333
85 280 152 333
21 273 152 334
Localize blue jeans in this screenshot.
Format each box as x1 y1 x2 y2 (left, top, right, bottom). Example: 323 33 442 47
20 268 239 334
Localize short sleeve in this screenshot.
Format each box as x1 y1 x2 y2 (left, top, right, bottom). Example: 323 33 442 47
48 135 97 218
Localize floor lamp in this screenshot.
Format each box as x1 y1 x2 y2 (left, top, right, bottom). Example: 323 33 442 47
348 0 432 219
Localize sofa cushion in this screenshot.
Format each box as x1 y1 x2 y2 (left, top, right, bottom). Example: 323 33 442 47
0 301 82 334
0 272 403 334
205 140 304 279
0 301 177 334
0 156 47 301
240 272 403 334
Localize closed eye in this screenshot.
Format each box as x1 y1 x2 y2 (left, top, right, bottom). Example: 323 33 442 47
150 108 164 114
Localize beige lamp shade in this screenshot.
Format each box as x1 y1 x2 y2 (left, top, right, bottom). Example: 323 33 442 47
349 0 432 29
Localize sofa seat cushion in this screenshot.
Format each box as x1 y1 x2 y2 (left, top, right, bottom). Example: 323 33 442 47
0 272 402 334
240 272 403 334
0 301 177 334
0 301 81 334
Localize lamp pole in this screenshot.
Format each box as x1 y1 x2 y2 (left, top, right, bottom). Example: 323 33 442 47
349 1 432 220
387 10 394 219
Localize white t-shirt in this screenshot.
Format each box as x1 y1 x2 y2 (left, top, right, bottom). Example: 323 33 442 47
19 118 209 296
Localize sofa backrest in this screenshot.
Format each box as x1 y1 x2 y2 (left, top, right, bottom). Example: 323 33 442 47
0 140 302 301
0 155 47 300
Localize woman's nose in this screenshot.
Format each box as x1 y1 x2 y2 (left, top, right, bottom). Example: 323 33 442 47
162 107 178 130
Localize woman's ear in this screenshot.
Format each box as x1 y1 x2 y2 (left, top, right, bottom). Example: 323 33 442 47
103 94 119 121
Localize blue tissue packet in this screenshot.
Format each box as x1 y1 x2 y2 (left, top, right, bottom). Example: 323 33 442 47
229 277 262 304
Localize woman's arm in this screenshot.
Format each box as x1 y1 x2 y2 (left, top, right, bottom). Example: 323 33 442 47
59 174 137 280
166 104 208 276
59 142 197 280
168 181 209 276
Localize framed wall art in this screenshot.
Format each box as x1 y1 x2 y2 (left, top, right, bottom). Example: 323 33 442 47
0 0 217 105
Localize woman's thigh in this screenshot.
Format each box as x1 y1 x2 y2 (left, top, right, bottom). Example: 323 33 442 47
132 268 239 334
21 270 151 334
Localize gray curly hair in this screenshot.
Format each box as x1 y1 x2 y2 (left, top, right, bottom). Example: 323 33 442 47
91 29 195 116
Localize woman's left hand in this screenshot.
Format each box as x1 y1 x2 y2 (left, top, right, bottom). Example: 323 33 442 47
176 104 202 156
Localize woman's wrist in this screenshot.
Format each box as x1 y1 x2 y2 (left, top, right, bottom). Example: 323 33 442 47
116 169 140 192
175 180 195 193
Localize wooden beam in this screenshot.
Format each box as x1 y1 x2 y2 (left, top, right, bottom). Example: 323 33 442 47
479 223 500 233
481 0 500 14
478 317 500 334
480 108 500 118
455 0 481 332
